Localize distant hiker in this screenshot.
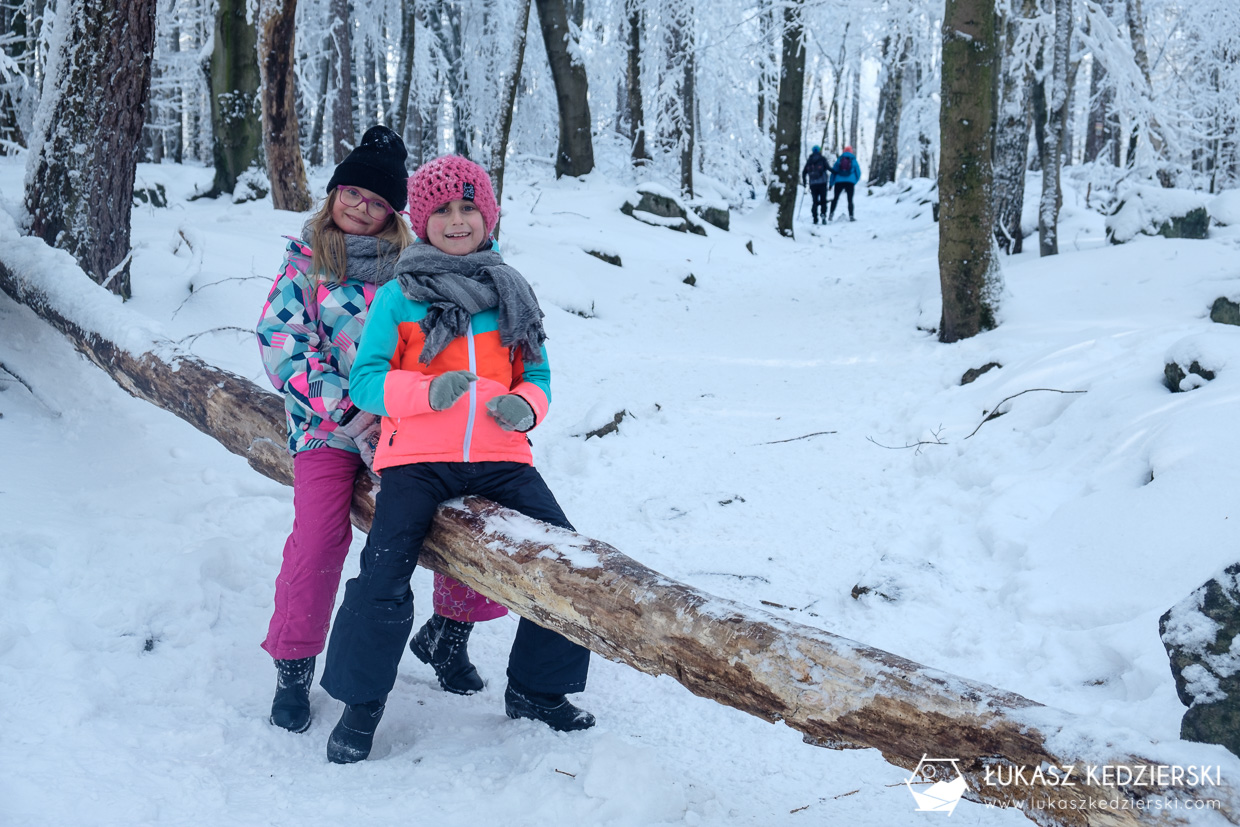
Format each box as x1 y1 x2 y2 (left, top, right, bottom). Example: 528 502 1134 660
255 127 502 736
801 145 830 225
829 146 861 222
319 154 595 765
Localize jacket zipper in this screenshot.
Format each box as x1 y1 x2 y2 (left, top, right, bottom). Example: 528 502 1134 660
463 319 477 461
388 417 400 446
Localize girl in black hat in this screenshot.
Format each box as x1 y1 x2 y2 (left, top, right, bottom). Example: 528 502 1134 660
255 125 414 733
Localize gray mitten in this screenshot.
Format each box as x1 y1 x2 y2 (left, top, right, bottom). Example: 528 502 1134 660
428 370 477 411
486 394 535 432
336 406 378 442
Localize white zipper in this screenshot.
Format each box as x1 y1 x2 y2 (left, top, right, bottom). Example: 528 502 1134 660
463 319 477 461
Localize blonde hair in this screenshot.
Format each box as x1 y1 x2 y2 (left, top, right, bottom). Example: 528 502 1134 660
306 190 413 283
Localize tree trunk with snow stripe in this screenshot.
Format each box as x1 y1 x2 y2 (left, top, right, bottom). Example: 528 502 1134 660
23 0 158 300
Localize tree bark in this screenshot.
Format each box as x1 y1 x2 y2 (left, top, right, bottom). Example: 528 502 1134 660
0 0 27 154
23 0 158 300
993 0 1037 255
869 36 908 187
308 36 332 168
1123 0 1165 179
767 0 805 239
490 0 533 240
625 1 649 164
1038 0 1072 258
665 1 694 197
4 242 1240 825
421 1 470 157
328 0 354 163
206 0 263 197
258 0 312 211
939 0 1002 343
534 0 594 178
1084 49 1118 165
393 0 416 140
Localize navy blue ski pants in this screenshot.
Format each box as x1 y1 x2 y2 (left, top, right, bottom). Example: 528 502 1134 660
320 461 590 704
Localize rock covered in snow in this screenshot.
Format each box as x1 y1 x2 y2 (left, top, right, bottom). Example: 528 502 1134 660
1106 184 1211 244
620 183 709 236
1210 190 1240 227
1160 563 1240 757
1163 331 1235 392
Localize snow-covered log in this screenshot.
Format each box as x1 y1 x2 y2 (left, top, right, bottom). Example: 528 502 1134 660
2 230 1238 826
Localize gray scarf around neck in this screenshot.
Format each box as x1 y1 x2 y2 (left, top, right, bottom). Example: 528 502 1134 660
301 223 400 285
394 243 546 366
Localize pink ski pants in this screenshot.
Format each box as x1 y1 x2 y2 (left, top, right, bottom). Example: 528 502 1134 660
261 447 506 661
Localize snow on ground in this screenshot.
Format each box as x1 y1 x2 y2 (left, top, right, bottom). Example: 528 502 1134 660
3 154 1240 826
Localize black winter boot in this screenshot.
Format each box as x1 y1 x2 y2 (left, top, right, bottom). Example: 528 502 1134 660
505 682 595 732
326 697 387 764
270 656 315 733
409 614 484 695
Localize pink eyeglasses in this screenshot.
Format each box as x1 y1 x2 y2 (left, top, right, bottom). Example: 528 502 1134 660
336 186 394 220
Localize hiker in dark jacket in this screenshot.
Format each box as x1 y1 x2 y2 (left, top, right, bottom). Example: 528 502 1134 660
801 145 830 225
829 146 861 222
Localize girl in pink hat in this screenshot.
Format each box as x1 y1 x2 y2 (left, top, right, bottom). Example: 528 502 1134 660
319 155 594 764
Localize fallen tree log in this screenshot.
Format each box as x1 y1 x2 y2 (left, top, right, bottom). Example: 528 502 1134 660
2 231 1238 826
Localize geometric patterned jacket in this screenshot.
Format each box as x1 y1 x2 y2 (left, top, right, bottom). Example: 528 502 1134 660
256 237 382 454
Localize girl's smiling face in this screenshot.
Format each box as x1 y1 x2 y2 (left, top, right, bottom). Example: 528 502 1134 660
425 199 487 255
331 185 390 236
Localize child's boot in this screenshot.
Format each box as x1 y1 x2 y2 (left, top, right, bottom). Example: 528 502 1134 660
270 656 315 733
326 697 387 764
409 614 484 695
505 681 595 732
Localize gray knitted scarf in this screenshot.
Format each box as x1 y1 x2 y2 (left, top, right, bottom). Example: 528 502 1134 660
301 223 400 285
395 243 546 366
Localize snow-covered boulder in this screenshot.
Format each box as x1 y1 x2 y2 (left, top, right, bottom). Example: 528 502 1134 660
1210 190 1240 227
1160 563 1240 758
1211 297 1240 327
1106 184 1211 244
620 183 708 236
1163 332 1234 392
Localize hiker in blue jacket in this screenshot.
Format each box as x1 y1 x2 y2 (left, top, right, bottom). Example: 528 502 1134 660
801 145 830 225
829 146 861 222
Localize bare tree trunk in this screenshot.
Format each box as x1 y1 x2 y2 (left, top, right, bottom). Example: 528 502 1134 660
421 1 470 157
993 0 1037 254
1083 15 1118 167
0 0 27 153
939 0 1002 342
258 0 312 211
1123 0 1166 180
819 28 848 151
308 36 332 168
848 53 860 150
4 247 1239 826
869 36 908 186
625 0 649 164
206 0 262 196
664 1 694 197
767 0 804 238
24 0 158 299
376 29 391 124
1038 0 1071 258
490 0 532 240
328 0 354 162
534 0 594 178
393 0 416 140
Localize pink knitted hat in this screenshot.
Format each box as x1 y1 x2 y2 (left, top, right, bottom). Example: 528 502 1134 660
406 155 500 241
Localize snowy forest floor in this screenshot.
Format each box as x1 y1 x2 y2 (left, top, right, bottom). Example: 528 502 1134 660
3 155 1240 826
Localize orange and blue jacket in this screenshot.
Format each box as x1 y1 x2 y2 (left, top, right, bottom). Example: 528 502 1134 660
348 278 550 471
